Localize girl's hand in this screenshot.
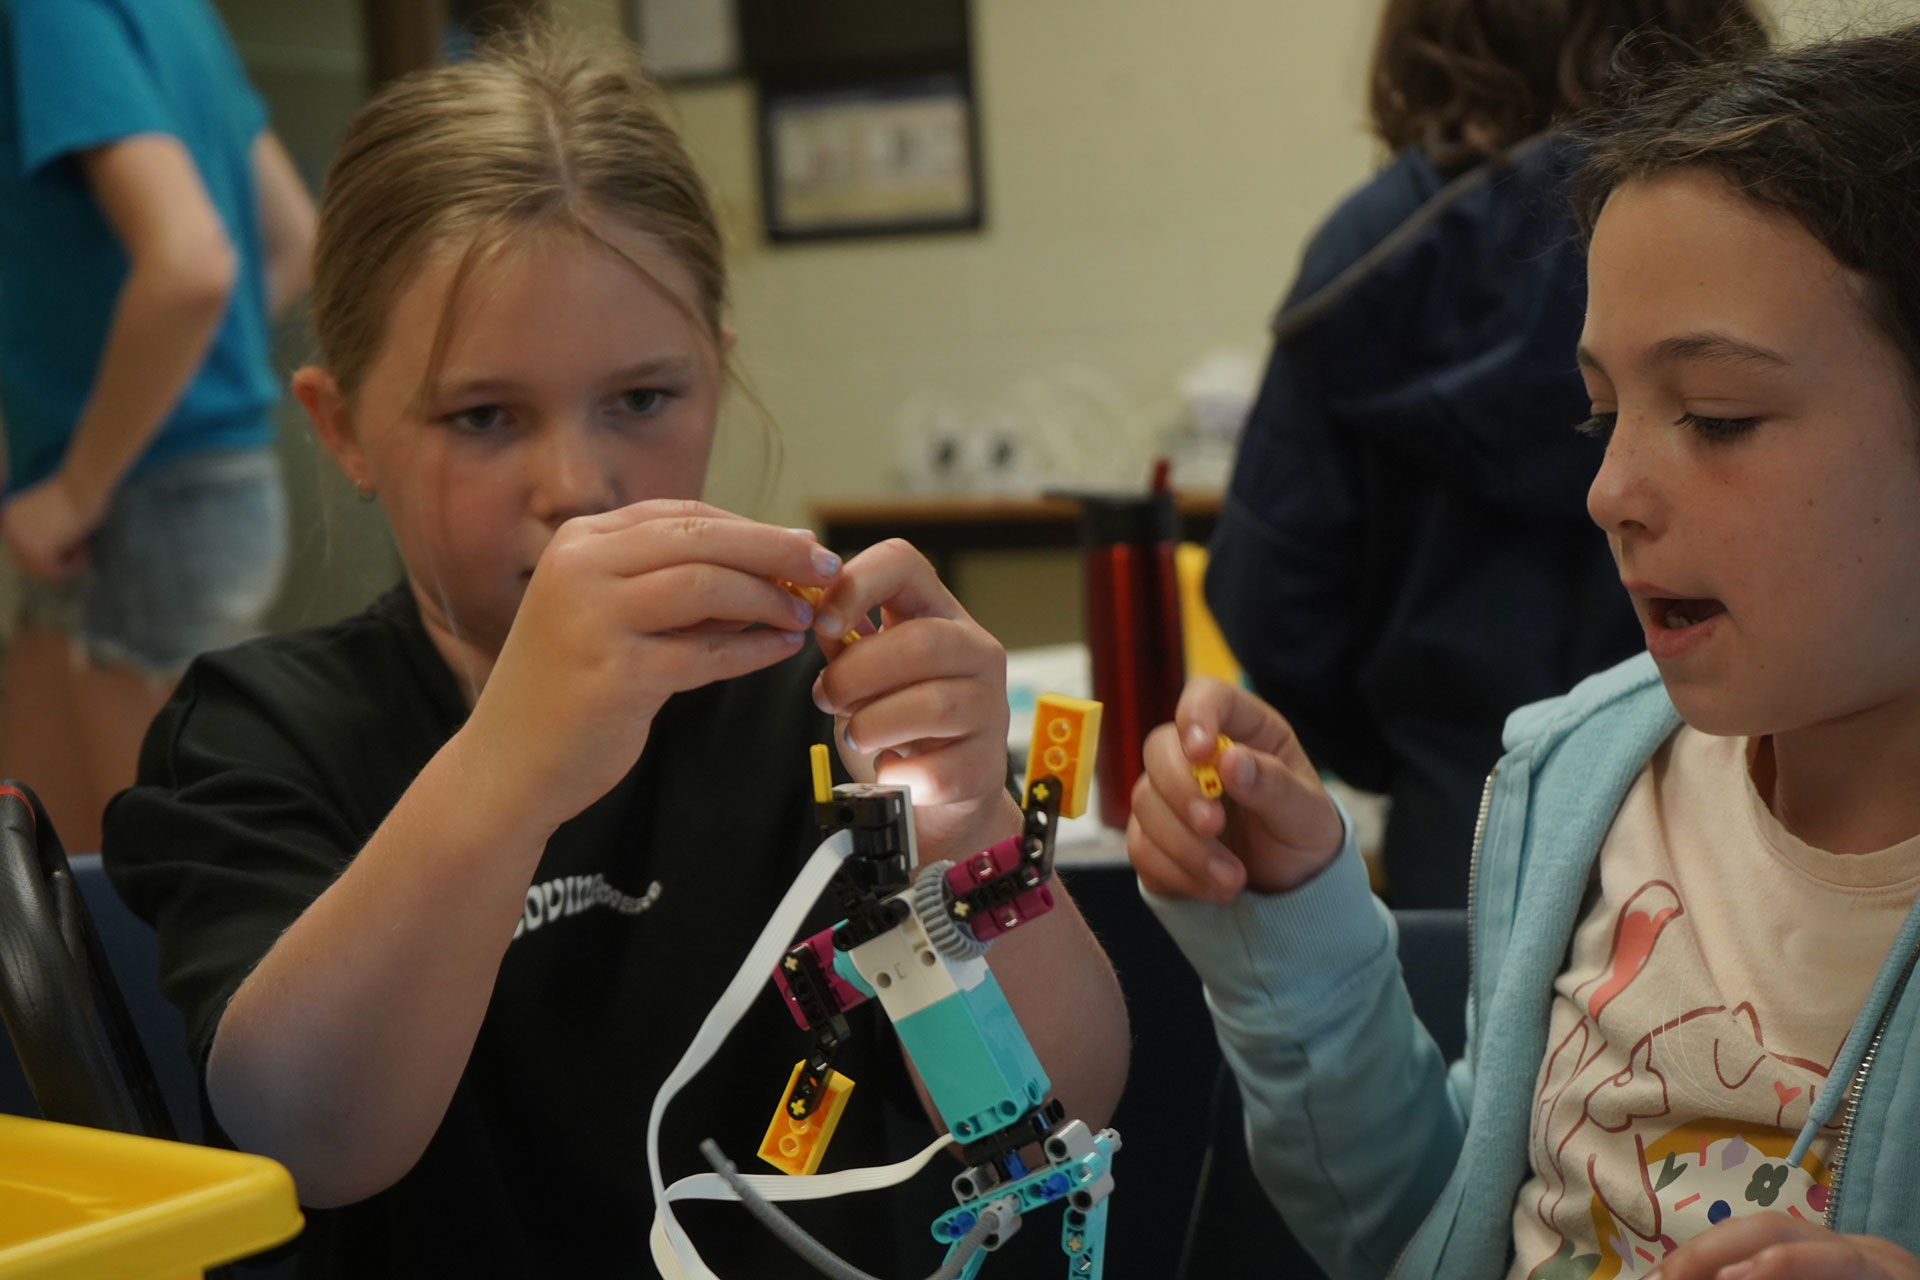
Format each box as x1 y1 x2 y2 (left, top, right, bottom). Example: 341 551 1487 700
809 537 1018 862
462 500 838 836
1126 676 1344 903
1647 1213 1920 1280
2 472 101 582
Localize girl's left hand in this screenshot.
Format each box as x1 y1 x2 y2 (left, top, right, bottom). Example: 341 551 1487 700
2 472 100 583
809 537 1018 862
1651 1213 1920 1280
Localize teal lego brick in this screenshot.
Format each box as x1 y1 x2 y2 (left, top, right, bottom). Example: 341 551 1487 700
894 973 1049 1141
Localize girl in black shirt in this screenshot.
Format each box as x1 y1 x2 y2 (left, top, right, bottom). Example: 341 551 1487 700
103 25 1127 1278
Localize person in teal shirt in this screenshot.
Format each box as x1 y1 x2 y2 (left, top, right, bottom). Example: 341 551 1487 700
0 0 314 851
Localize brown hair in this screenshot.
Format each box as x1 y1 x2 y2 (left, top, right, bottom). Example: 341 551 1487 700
1573 24 1920 394
1369 0 1770 165
309 22 726 398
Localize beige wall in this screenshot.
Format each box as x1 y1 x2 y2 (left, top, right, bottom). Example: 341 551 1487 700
1773 0 1920 39
223 0 1920 639
666 3 1381 527
552 0 1920 537
215 0 402 629
562 1 1389 645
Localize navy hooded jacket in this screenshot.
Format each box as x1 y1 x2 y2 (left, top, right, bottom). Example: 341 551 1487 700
1205 138 1642 908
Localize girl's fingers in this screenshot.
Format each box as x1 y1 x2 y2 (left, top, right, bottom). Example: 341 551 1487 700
568 496 740 535
813 538 963 638
1127 773 1242 901
814 616 988 715
1217 741 1343 859
1652 1214 1827 1280
1131 748 1232 875
1139 720 1228 838
677 618 755 634
648 625 808 689
1732 1239 1913 1280
553 505 840 588
1127 823 1229 901
867 734 1006 810
1174 675 1310 769
811 609 879 661
612 562 816 635
834 676 987 754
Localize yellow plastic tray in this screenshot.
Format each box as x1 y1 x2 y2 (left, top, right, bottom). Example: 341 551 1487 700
0 1113 302 1279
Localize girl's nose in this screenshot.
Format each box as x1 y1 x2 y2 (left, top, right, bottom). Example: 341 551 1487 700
531 422 619 526
1586 419 1660 540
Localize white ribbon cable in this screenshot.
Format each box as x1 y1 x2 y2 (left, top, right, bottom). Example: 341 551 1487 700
650 829 956 1279
648 1131 957 1277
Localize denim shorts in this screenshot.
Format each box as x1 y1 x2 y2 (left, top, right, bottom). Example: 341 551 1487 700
12 447 288 678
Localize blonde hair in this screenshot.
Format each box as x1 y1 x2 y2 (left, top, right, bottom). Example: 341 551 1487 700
309 24 727 398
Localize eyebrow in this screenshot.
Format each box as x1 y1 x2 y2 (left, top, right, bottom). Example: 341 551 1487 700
434 356 700 400
1577 331 1792 377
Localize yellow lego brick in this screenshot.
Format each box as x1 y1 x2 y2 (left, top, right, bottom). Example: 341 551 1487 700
758 1061 856 1176
1191 734 1233 798
1025 693 1102 820
809 743 833 804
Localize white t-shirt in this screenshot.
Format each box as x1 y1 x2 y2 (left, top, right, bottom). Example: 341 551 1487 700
1506 727 1920 1280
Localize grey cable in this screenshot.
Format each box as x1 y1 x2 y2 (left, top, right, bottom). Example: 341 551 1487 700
698 1139 1010 1280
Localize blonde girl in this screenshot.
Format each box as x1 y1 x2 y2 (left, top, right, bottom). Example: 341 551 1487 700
102 27 1127 1277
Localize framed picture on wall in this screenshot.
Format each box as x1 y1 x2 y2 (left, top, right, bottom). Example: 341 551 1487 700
758 72 983 242
626 0 741 83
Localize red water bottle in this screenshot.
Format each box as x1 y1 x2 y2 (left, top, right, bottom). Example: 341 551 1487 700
1077 482 1183 830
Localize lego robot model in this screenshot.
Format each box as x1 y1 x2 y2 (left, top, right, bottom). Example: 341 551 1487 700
745 692 1118 1279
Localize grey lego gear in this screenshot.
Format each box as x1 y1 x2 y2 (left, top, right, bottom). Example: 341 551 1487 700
912 860 989 960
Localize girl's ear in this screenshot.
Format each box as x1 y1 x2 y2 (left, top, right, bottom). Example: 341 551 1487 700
292 366 375 495
720 325 738 359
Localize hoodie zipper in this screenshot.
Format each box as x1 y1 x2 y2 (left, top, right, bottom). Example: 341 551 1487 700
1463 766 1497 1045
1823 934 1920 1228
1386 766 1499 1279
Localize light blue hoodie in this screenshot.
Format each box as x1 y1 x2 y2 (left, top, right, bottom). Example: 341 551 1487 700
1149 652 1920 1279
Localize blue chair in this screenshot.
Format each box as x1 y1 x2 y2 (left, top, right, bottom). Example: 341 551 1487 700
72 851 209 1139
1174 908 1470 1280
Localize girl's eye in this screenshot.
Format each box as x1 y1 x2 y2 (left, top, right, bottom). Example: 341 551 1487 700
1574 412 1617 442
621 389 669 416
1676 411 1760 442
449 404 506 433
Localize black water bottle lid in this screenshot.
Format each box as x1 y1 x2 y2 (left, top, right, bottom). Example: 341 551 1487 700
1054 489 1178 547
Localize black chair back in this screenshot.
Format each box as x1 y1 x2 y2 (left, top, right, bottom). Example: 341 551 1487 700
0 780 175 1138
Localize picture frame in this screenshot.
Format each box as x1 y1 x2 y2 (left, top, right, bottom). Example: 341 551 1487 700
625 0 742 84
757 72 984 243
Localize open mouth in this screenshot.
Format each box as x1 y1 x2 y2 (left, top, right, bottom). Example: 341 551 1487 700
1651 597 1726 630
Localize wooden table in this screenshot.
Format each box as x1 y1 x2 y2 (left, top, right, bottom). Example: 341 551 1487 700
811 491 1222 581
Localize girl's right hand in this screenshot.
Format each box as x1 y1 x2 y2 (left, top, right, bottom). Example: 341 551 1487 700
1126 676 1346 903
459 499 838 835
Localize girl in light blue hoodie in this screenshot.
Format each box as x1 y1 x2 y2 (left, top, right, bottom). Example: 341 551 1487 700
1134 26 1920 1280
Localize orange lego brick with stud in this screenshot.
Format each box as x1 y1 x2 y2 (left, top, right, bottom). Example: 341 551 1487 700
1191 734 1233 798
1025 693 1102 820
758 1060 856 1176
